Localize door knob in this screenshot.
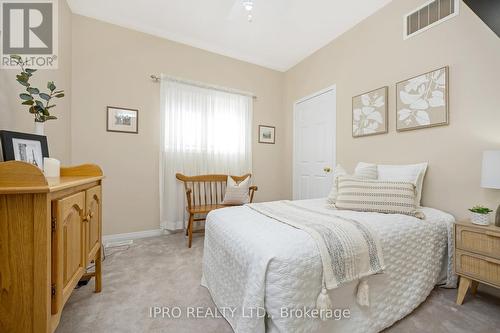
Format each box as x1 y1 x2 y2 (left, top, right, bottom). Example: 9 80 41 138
323 167 332 173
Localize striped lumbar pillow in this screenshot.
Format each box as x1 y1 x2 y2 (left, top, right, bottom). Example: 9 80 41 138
335 176 423 218
327 164 377 204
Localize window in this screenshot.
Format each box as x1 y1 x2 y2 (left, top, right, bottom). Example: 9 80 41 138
159 78 253 230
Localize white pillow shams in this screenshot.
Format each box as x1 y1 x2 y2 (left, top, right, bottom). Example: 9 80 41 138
376 163 428 206
222 176 250 205
327 164 377 204
354 162 378 179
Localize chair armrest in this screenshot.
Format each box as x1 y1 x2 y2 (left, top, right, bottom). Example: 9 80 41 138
249 185 258 203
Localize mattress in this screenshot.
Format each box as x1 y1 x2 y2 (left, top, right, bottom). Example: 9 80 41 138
201 198 457 333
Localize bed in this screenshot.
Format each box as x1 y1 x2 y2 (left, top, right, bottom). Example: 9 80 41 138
201 198 457 333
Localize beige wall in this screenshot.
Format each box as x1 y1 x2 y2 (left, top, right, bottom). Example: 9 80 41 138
284 0 500 219
0 0 72 163
3 0 497 234
71 15 286 235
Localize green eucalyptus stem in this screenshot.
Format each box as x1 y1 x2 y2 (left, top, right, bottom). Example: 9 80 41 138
10 54 64 123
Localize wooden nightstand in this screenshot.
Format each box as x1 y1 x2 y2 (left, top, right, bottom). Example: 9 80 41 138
454 220 500 305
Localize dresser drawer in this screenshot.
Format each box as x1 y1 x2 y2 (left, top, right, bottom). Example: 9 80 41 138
455 225 500 260
455 250 500 287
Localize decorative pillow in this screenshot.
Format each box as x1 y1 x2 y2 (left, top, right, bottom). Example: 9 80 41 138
222 176 250 205
375 163 428 206
327 164 377 204
335 176 424 218
327 165 347 204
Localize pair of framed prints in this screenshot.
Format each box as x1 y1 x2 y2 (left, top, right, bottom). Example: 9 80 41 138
352 66 448 138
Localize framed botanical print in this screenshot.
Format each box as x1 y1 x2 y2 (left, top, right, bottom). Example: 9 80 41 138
258 125 275 144
107 106 139 133
396 66 449 131
352 86 388 137
0 130 49 170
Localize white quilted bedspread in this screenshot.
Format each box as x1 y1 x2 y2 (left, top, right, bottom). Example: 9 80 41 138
201 199 457 333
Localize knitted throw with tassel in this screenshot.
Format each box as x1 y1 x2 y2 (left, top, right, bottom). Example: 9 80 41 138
247 201 385 314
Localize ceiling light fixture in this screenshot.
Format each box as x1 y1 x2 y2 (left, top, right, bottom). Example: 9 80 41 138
242 0 254 22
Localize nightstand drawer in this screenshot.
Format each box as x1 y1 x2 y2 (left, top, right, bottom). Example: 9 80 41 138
455 250 500 287
456 225 500 260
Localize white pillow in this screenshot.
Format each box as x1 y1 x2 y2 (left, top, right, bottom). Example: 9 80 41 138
327 164 377 204
357 162 428 206
327 165 347 204
222 176 250 205
354 162 378 179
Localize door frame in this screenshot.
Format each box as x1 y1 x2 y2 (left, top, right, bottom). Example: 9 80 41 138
292 84 337 200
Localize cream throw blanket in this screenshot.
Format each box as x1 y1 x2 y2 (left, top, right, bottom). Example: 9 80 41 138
247 201 385 309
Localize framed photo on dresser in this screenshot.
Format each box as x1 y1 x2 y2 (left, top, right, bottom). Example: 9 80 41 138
0 130 49 169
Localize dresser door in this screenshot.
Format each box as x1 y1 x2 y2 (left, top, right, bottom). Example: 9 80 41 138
85 186 102 264
52 191 86 314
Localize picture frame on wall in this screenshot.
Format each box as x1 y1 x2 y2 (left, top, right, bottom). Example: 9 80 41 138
0 130 49 170
396 66 449 132
258 125 275 144
106 106 139 134
352 86 388 138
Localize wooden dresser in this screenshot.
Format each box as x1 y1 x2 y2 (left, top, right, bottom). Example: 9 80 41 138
454 220 500 305
0 161 104 333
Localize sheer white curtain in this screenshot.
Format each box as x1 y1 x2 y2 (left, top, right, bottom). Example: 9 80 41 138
160 78 253 230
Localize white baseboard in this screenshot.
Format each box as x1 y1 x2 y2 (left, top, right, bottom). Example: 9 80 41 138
103 229 172 247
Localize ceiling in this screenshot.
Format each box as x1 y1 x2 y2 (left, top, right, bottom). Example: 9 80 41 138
66 0 392 72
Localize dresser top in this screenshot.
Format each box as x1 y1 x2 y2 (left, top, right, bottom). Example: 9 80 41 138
455 219 500 232
0 161 103 194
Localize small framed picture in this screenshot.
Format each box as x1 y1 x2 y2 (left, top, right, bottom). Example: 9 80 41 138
107 106 139 133
258 125 275 144
0 130 49 170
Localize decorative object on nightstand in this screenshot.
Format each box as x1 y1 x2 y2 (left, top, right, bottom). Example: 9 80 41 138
468 205 493 226
481 150 500 227
454 220 500 305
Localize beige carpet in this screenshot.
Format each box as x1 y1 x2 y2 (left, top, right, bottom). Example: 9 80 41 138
57 233 500 333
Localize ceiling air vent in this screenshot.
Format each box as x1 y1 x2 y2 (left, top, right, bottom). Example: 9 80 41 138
404 0 459 39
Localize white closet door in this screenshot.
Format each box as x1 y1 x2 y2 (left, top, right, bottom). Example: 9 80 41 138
293 87 336 200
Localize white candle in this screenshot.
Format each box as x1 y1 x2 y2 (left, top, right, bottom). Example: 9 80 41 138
43 158 60 177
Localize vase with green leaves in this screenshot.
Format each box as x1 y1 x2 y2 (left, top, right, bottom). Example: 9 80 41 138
11 55 65 135
468 205 493 225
